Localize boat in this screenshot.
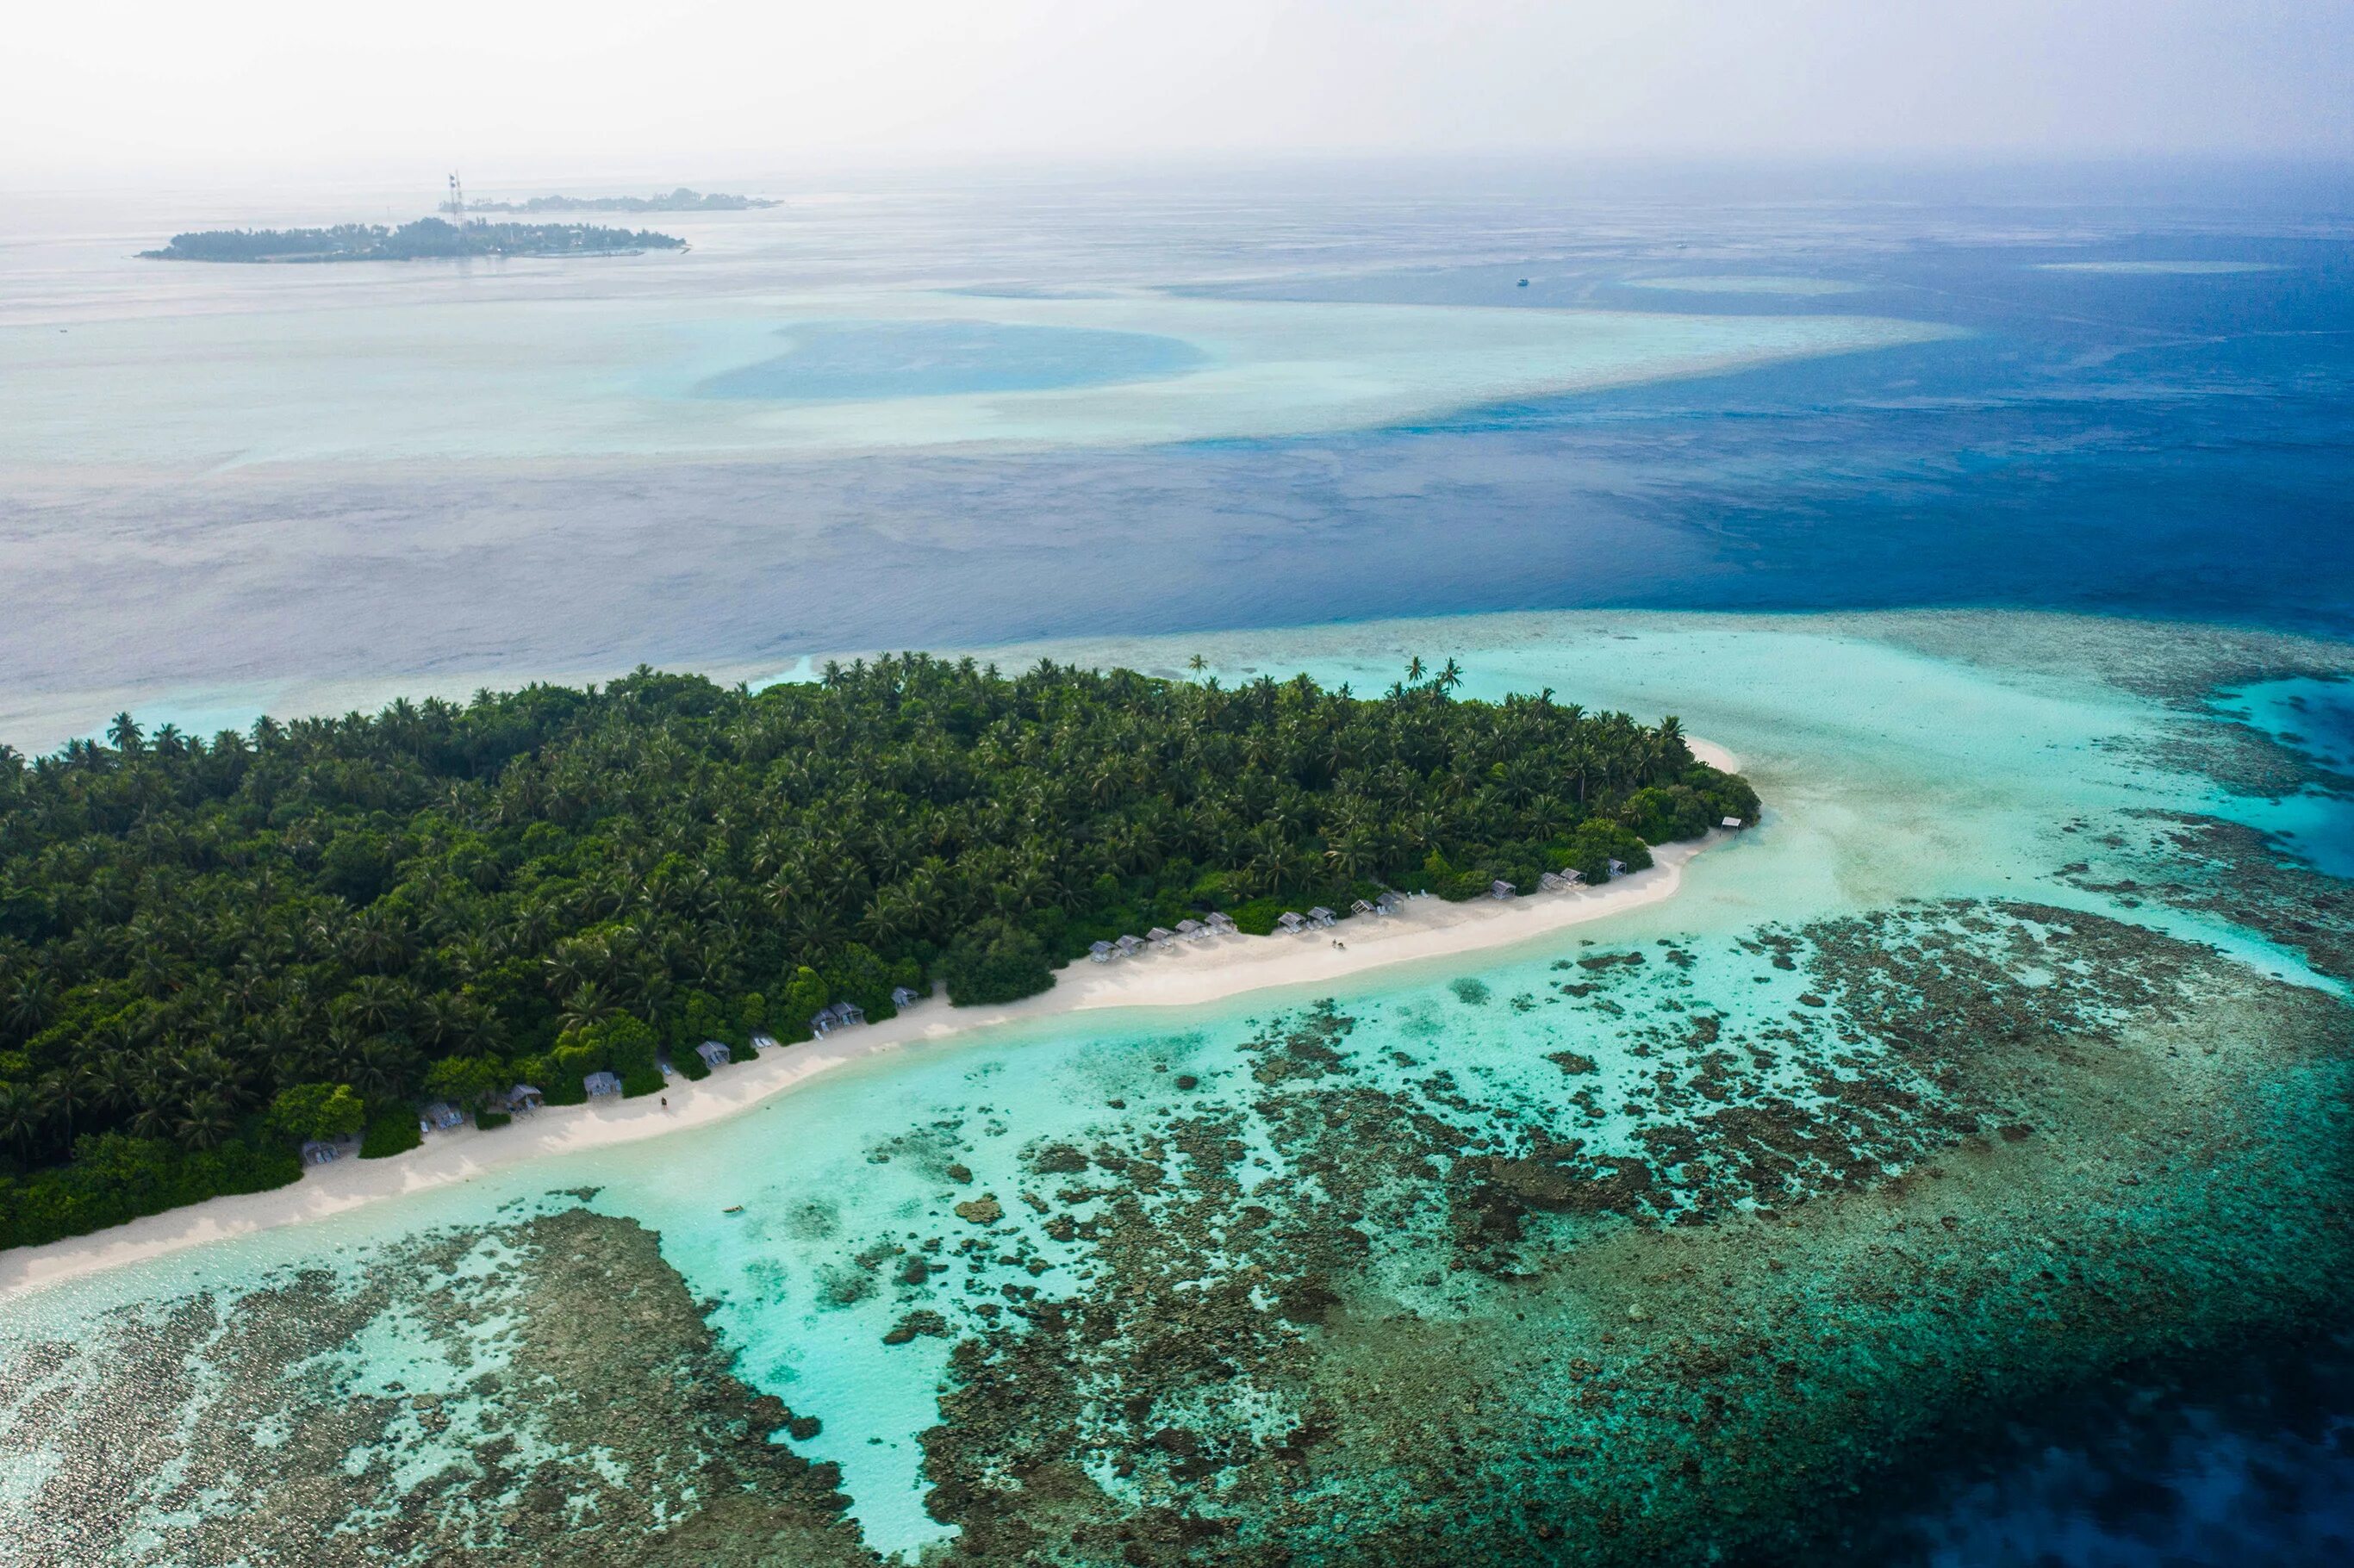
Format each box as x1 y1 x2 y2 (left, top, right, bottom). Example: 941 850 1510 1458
723 1204 744 1215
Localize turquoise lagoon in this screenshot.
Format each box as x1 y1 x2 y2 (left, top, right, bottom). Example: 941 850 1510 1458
3 165 2351 1561
4 609 2348 1563
692 320 1209 401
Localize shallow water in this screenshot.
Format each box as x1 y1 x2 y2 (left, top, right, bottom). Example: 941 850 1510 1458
4 162 2351 748
2 162 2351 1565
4 608 2349 1564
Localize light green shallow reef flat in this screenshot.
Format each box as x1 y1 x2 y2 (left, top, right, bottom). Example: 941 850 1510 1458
0 292 1947 470
2 611 2350 1567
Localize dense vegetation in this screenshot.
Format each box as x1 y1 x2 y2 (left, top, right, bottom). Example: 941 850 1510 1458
139 217 687 263
0 655 1753 1248
468 189 778 213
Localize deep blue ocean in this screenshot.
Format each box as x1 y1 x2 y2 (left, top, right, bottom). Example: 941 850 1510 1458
3 160 2351 1562
7 162 2353 746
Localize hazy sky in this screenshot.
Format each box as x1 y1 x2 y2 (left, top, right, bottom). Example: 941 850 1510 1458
6 0 2351 178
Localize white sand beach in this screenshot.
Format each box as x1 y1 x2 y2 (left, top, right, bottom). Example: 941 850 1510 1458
0 747 1744 1300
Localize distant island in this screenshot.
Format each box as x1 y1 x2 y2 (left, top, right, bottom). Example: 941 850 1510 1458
466 188 778 214
139 216 688 264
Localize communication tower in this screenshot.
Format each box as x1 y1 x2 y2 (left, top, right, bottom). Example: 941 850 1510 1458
439 172 466 223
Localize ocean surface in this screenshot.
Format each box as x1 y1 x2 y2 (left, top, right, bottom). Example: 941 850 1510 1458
1 160 2351 1565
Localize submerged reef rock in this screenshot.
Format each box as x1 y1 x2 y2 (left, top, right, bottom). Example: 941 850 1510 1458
910 905 2352 1565
3 901 2347 1566
0 1207 882 1567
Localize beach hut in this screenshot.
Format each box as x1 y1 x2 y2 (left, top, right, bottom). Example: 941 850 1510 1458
1375 891 1406 916
810 1001 862 1036
583 1071 622 1099
822 1000 864 1029
301 1139 342 1167
1489 880 1516 900
1174 918 1205 941
1205 912 1238 934
1349 899 1376 918
1089 940 1116 963
508 1084 545 1115
1306 906 1336 928
892 986 922 1009
418 1100 464 1133
1146 926 1175 948
1607 858 1628 876
1722 816 1745 829
696 1040 732 1071
1117 934 1145 957
1277 912 1307 934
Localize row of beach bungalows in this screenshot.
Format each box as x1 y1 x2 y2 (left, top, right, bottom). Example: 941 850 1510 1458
383 990 945 1156
1493 862 1618 901
1276 891 1411 934
1090 912 1239 961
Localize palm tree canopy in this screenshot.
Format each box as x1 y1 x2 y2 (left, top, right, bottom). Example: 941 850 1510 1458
0 655 1755 1205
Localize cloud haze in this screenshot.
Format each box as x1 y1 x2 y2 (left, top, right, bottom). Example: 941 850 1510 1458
5 0 2351 176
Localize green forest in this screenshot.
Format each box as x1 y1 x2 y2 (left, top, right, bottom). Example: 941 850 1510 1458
0 656 1753 1248
139 217 687 263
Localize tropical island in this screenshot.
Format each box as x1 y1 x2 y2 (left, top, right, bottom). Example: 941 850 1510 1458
138 216 687 263
0 655 1753 1250
466 188 778 214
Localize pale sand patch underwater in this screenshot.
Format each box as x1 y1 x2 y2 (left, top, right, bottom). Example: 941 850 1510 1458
0 290 1955 470
0 831 1728 1301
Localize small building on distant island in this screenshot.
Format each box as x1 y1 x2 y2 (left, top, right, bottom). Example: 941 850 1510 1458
584 1070 622 1099
467 188 779 215
695 1040 732 1071
892 985 923 1008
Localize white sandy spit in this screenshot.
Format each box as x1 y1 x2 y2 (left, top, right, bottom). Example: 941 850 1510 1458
0 753 1745 1299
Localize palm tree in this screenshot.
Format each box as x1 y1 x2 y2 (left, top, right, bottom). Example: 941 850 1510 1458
1 974 53 1037
0 1083 39 1156
108 712 145 754
174 1090 236 1152
1405 656 1425 683
558 980 617 1033
34 1067 92 1146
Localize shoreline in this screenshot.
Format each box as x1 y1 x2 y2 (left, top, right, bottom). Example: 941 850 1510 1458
0 788 1738 1301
